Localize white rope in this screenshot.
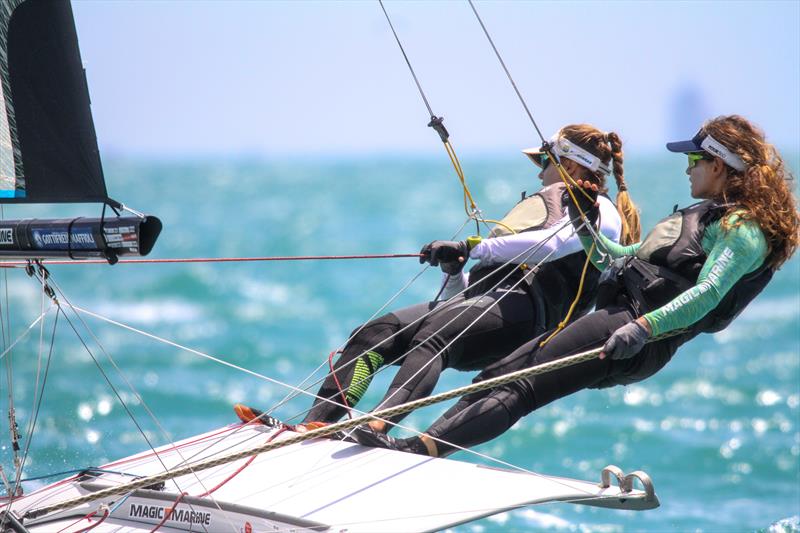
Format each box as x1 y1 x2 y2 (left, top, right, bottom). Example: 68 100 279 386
282 218 576 424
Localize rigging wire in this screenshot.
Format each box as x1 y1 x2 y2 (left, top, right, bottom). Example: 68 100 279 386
467 0 545 143
62 220 595 499
63 301 542 479
0 206 21 478
26 272 217 533
278 216 575 422
42 275 236 533
159 216 476 473
11 305 59 501
285 219 574 424
23 345 604 520
378 0 508 234
262 215 472 419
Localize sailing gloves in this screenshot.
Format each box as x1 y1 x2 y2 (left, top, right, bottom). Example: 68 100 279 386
602 319 650 360
419 240 469 275
566 180 599 236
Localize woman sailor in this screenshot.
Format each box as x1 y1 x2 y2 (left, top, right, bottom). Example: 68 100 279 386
237 124 639 430
354 115 800 457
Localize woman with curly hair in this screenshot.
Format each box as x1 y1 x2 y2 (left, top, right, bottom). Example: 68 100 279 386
355 115 799 457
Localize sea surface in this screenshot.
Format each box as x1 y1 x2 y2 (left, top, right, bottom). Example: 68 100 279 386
1 154 798 532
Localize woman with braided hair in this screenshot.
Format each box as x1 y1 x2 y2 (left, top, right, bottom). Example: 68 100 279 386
236 124 639 431
354 114 800 457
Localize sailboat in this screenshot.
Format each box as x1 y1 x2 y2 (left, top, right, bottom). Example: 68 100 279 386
1 1 659 531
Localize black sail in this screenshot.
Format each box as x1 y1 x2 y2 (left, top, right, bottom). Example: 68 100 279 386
0 0 109 204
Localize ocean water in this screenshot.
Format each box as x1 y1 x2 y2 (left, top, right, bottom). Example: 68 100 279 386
1 154 798 532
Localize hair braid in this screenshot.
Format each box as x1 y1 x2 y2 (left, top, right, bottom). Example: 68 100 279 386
558 124 641 245
607 131 640 244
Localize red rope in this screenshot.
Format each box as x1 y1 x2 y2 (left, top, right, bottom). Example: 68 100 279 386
193 426 289 498
328 350 352 419
78 509 110 533
149 491 187 533
0 253 421 267
56 508 109 533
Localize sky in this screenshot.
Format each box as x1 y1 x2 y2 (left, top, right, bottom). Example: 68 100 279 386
71 0 800 158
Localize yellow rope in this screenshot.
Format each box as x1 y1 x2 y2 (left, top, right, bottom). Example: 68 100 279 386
444 140 477 214
441 139 518 236
536 153 605 347
539 242 595 347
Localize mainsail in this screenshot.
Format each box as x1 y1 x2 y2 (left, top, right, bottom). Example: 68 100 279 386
0 0 160 261
0 0 109 204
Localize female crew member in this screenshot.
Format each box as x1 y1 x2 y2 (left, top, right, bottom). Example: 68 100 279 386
355 115 800 456
237 124 639 430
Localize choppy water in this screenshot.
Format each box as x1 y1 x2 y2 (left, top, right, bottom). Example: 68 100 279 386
1 154 798 532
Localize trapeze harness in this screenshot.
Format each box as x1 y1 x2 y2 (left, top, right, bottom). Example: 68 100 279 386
592 199 774 387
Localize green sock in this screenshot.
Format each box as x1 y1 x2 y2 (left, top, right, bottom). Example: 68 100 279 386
345 351 384 406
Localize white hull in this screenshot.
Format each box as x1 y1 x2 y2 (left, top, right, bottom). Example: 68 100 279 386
5 423 658 532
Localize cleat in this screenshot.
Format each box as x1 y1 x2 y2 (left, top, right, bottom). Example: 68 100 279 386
233 404 282 428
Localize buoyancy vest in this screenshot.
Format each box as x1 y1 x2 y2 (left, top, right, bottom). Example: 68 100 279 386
601 200 774 337
467 182 601 331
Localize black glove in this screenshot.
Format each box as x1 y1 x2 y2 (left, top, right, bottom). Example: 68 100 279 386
565 181 599 236
419 240 468 273
601 319 650 360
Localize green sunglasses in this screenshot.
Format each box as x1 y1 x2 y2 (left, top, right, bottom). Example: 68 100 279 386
687 152 714 168
531 151 556 170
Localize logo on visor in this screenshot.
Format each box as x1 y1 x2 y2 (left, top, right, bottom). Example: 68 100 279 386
0 228 12 246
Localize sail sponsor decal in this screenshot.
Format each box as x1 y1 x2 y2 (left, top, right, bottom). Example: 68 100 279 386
31 229 98 249
128 503 212 526
0 227 12 245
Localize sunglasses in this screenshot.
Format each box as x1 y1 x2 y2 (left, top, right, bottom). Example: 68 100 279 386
530 151 555 170
687 152 714 168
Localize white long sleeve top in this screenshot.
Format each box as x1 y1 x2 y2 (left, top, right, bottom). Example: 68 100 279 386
440 195 622 299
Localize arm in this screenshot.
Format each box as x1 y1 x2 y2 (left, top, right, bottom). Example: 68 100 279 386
643 218 768 337
439 271 468 300
471 196 622 267
572 196 636 271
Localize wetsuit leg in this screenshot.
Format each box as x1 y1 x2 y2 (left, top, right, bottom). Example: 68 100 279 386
304 303 432 423
373 285 537 426
424 306 636 456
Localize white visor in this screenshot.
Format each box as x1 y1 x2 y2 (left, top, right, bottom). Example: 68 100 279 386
522 134 611 175
700 134 746 172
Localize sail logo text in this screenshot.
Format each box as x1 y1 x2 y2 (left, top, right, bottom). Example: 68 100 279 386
0 228 11 245
128 504 211 526
36 232 95 245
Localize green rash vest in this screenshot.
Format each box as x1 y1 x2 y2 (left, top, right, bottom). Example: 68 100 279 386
579 213 768 337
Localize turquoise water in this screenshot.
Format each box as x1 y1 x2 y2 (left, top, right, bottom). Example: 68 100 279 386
1 154 798 532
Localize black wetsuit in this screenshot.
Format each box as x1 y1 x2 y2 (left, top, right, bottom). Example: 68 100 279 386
407 201 774 456
304 184 615 425
304 280 542 424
